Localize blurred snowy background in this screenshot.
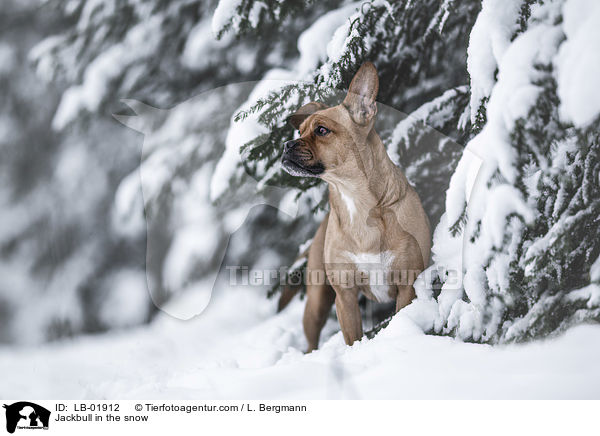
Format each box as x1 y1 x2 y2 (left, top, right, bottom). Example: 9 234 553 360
1 0 600 398
0 0 315 344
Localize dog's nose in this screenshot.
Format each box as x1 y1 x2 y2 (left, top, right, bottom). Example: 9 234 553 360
284 140 299 152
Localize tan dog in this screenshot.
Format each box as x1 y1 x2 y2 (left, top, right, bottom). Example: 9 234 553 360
281 62 431 352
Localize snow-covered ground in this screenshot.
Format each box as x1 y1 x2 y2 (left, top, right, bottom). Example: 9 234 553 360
1 282 599 400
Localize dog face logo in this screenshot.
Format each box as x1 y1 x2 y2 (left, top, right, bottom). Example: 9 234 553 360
282 62 379 181
3 402 50 433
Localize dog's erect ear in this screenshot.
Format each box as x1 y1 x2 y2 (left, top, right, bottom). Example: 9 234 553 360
288 102 328 130
343 62 379 125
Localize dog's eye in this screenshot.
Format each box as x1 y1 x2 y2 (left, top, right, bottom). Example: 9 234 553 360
314 126 330 136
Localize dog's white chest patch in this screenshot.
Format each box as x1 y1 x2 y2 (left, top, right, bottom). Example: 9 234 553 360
344 251 395 302
339 190 356 223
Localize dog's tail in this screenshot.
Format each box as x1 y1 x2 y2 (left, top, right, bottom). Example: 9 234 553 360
277 285 300 312
277 243 311 312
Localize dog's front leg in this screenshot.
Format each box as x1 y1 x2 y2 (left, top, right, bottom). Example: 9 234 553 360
334 289 362 346
392 233 424 313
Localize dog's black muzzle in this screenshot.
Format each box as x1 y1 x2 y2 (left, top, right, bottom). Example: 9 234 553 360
281 140 324 178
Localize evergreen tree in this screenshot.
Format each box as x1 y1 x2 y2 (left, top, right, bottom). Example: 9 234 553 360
211 0 480 294
411 0 600 343
215 0 600 342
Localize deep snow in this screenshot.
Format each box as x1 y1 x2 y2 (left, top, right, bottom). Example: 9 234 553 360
1 282 599 399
